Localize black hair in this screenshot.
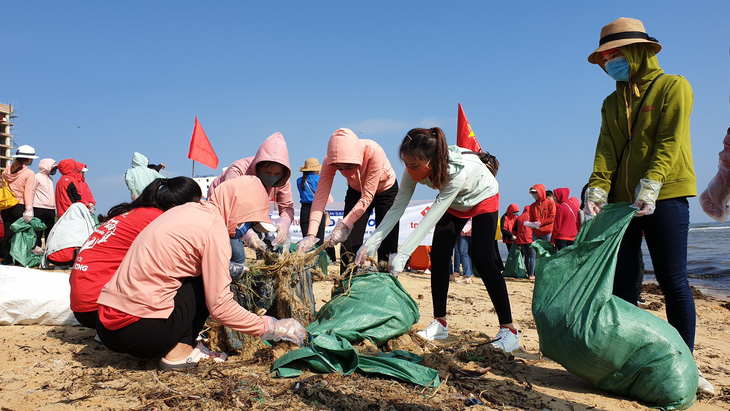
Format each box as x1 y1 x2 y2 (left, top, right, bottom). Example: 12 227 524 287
148 163 165 172
546 190 555 198
100 177 202 222
10 158 32 173
399 127 450 190
300 171 312 191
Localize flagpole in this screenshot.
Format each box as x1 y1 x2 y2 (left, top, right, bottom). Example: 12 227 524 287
191 160 195 178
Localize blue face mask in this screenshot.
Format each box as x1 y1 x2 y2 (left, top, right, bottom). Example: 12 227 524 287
234 222 252 239
258 173 282 188
605 57 630 82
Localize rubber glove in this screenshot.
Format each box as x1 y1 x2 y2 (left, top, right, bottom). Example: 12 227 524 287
700 162 730 222
229 262 249 281
22 209 33 223
632 179 662 217
243 231 265 251
295 235 319 254
524 221 540 229
325 220 351 246
272 223 290 248
583 187 608 220
88 203 96 214
388 252 408 278
355 242 377 266
261 316 306 346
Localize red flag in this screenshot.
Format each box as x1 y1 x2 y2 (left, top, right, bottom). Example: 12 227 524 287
457 103 482 152
187 116 219 169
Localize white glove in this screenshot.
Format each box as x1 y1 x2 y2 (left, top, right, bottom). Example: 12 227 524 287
700 162 730 222
22 209 33 223
632 179 662 217
325 220 351 246
272 223 290 247
261 316 306 346
388 253 408 277
524 221 540 229
295 235 319 254
583 187 608 220
355 242 377 266
88 203 96 213
243 232 265 251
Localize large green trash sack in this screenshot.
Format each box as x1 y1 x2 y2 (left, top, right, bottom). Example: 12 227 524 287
272 271 439 387
532 204 697 409
10 217 47 267
306 271 420 345
503 243 527 278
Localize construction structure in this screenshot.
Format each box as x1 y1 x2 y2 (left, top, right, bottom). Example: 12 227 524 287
0 104 13 171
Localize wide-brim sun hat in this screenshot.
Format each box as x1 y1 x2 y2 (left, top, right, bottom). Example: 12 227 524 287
299 157 322 172
251 221 277 234
12 144 39 159
588 17 662 65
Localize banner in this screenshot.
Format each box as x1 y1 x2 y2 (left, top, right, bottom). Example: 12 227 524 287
271 200 435 246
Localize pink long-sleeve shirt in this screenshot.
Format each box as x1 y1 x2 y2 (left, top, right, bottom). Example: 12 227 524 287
3 166 35 211
98 176 274 336
307 128 396 236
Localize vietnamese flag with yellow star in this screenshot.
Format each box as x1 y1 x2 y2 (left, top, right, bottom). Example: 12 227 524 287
457 103 482 152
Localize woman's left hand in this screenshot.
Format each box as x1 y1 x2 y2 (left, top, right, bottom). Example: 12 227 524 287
325 221 351 246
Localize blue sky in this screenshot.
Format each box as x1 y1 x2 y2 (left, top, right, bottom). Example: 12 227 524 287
3 1 728 223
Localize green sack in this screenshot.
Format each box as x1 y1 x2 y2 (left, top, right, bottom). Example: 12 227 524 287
532 204 697 409
273 331 440 387
531 239 555 258
307 271 420 346
9 217 47 267
503 244 527 278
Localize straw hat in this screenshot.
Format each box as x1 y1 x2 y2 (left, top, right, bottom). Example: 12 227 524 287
12 144 39 159
299 157 322 172
588 17 661 64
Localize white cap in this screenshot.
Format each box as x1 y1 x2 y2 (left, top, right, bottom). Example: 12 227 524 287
251 221 277 233
81 167 89 172
12 145 39 159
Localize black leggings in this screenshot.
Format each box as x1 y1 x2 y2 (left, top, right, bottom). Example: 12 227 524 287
301 202 336 261
340 182 399 272
74 310 99 329
1 204 25 264
430 211 513 325
96 277 209 359
33 207 56 248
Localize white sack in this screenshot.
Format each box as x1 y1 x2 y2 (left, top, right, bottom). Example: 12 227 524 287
0 265 79 325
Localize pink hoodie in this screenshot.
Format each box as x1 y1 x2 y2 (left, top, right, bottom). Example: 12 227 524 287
2 163 35 211
33 158 56 210
307 128 396 235
207 132 294 231
97 176 273 335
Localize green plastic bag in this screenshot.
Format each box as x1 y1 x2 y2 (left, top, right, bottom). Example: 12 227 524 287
9 217 47 267
531 239 555 258
307 271 420 346
532 204 697 409
503 244 527 278
273 331 440 387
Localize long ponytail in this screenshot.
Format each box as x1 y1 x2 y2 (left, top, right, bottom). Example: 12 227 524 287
399 127 450 190
101 177 202 222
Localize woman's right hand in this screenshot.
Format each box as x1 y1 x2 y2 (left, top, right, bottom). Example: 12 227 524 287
355 243 376 266
295 235 318 254
261 316 306 346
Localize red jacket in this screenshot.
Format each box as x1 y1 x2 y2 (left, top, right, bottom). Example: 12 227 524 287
500 203 520 244
75 161 95 207
528 183 556 237
513 206 534 245
552 188 579 241
55 159 82 218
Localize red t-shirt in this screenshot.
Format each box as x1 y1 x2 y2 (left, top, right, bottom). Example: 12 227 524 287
447 193 500 218
69 207 163 313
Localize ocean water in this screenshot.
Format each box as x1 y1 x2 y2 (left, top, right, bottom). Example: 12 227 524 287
642 221 730 301
497 222 730 301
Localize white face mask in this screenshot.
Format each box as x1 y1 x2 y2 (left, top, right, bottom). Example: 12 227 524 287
531 193 539 201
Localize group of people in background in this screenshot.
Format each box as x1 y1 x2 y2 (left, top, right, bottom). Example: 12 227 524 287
1 16 724 395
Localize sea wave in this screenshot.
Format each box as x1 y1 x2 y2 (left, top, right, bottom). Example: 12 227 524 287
690 225 730 232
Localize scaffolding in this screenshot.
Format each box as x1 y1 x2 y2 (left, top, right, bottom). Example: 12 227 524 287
0 103 13 172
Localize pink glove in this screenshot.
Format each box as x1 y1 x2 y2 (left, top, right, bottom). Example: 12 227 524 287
261 316 305 346
325 220 351 246
295 235 319 254
700 163 730 222
22 209 33 223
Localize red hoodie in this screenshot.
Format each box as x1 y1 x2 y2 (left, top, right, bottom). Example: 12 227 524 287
528 183 556 237
500 203 520 244
513 205 534 245
552 188 579 241
55 159 82 217
75 161 95 207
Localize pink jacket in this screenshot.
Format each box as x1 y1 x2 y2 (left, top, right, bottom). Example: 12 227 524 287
33 158 56 210
97 176 273 335
3 165 35 211
207 132 294 232
307 128 396 235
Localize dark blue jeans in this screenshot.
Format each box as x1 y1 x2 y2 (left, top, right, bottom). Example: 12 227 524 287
613 197 695 351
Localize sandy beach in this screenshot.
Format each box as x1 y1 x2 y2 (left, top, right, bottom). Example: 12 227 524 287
0 268 728 410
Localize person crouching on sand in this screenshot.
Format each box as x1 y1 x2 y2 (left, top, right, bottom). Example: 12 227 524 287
96 176 305 370
355 127 520 352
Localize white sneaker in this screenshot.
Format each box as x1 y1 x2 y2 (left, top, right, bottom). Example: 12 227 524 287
416 319 448 341
491 327 520 353
697 369 715 395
